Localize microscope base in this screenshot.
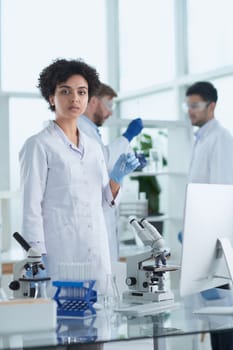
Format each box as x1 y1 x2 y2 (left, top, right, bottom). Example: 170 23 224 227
122 289 174 304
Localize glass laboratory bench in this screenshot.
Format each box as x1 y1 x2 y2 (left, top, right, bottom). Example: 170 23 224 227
1 289 233 350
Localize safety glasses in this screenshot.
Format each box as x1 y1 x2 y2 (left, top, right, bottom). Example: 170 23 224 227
101 97 116 112
182 101 210 113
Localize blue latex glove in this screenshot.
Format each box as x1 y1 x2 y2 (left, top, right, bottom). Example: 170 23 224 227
200 288 222 300
135 151 148 171
122 118 143 142
110 153 140 184
177 231 183 244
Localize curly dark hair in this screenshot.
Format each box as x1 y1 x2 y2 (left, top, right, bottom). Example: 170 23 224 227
38 58 100 111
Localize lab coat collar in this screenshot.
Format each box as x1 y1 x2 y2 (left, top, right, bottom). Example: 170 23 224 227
80 114 101 138
195 118 218 141
49 120 84 157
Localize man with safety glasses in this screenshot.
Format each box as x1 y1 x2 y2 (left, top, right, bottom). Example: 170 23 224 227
78 82 143 171
78 82 143 261
183 81 233 184
183 81 233 350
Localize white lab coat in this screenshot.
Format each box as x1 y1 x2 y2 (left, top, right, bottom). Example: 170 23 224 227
188 119 233 184
78 115 130 261
19 121 119 295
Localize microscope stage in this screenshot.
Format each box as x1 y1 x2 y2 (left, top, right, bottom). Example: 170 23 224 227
142 265 179 272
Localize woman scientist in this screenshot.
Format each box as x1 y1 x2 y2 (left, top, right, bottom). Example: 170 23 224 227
19 58 139 296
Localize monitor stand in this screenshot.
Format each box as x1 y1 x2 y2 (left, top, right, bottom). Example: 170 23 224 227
217 237 233 282
194 237 233 315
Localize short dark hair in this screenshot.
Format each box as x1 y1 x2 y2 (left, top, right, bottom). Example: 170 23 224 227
94 82 118 98
186 81 218 103
38 58 100 111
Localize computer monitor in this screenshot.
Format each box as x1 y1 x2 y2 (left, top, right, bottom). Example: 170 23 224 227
180 183 233 296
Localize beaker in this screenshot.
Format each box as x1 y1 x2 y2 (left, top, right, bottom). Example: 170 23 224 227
103 274 120 309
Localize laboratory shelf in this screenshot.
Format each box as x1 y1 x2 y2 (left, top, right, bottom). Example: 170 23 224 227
130 170 187 177
147 215 183 223
147 214 168 222
105 118 189 129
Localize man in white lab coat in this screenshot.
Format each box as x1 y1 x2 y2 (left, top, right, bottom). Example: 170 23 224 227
184 81 233 184
184 81 233 350
78 83 143 261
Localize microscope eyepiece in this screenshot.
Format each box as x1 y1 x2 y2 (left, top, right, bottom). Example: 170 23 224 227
13 232 31 252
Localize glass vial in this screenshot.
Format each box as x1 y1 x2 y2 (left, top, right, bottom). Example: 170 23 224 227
103 274 120 309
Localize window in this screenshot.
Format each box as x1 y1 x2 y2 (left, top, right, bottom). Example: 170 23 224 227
9 97 51 188
119 0 175 91
213 76 233 135
187 0 233 74
1 0 107 92
120 90 176 121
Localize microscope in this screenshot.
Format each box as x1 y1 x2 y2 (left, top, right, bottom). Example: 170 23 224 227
0 233 57 335
9 232 51 298
123 217 178 303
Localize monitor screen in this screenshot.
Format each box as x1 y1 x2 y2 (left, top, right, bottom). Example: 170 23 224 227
180 183 233 296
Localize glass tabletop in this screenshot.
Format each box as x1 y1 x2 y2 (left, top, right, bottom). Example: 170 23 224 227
1 289 233 349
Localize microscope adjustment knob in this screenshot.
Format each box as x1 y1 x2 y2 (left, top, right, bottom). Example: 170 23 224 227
126 277 137 286
9 280 20 291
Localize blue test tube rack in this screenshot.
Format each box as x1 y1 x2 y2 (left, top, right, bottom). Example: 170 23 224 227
53 280 97 317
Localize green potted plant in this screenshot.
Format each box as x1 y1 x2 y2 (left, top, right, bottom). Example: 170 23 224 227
131 133 167 232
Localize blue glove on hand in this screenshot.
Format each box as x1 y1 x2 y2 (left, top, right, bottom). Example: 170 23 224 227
122 118 143 142
110 153 140 184
200 288 222 300
177 231 183 244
